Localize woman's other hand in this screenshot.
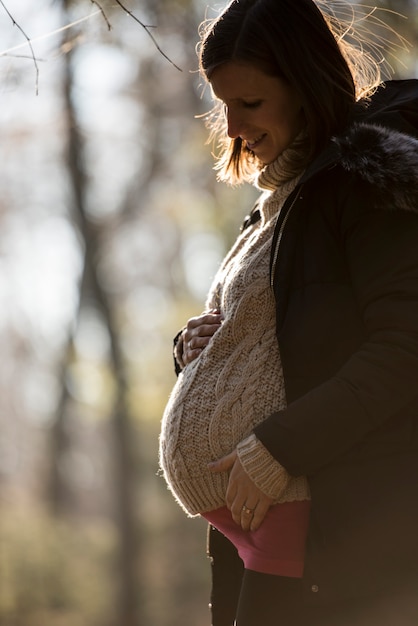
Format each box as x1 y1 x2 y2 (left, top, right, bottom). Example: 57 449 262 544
176 309 223 368
209 450 273 532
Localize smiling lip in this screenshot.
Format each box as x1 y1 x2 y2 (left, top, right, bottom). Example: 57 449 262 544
245 134 266 150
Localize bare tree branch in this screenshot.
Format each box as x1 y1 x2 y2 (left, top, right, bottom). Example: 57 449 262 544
90 0 112 31
0 0 182 94
0 0 40 94
114 0 182 71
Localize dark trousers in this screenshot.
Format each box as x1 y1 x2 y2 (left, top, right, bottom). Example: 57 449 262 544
233 570 418 626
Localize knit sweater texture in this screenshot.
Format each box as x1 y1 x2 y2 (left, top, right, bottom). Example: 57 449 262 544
159 151 310 516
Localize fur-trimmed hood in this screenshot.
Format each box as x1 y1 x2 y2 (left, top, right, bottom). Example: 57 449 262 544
334 122 418 212
301 80 418 213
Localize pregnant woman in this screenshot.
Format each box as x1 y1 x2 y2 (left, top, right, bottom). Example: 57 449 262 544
160 1 418 624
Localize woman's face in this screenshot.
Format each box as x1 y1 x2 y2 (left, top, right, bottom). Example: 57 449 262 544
210 62 304 165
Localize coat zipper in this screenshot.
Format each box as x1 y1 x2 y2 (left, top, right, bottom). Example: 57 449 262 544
270 185 304 288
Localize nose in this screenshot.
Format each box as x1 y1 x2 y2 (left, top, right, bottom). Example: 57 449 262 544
225 107 242 139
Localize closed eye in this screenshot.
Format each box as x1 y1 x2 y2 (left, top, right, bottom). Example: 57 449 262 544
242 100 262 109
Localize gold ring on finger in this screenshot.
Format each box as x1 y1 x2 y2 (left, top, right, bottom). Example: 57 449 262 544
242 505 254 515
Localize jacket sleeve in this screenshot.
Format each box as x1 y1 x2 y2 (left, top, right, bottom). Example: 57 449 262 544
254 173 418 476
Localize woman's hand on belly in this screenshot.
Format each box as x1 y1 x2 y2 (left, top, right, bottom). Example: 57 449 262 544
209 449 273 532
176 309 223 367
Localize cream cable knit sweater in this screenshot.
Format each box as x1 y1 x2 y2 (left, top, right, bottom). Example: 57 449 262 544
160 153 310 516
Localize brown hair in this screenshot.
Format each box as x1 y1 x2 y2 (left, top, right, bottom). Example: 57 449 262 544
198 0 382 184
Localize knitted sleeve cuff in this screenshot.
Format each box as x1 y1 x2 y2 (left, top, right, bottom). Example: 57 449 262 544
237 433 290 501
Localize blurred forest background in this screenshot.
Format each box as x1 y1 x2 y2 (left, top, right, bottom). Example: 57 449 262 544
0 1 416 625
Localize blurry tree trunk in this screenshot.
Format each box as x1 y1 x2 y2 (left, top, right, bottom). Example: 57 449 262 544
48 3 144 625
49 346 74 515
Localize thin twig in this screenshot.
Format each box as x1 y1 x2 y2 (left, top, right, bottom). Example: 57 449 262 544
90 0 112 31
113 0 182 71
2 54 46 62
0 0 40 94
0 10 102 57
